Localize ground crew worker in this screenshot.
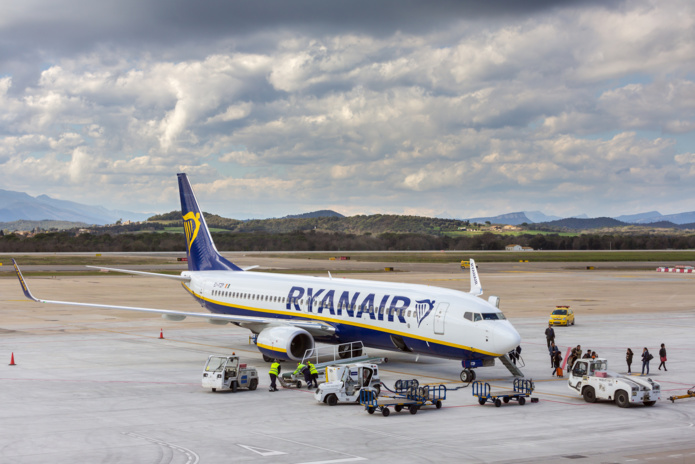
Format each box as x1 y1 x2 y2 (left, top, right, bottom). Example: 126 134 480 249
293 362 306 376
308 361 319 388
293 362 311 387
269 360 281 392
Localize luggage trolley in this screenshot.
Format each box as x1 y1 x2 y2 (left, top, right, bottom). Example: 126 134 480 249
359 379 447 417
472 378 535 407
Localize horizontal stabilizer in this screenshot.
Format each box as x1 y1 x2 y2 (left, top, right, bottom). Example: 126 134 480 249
86 266 191 282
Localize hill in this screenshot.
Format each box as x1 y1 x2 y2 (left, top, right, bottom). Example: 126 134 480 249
283 210 344 219
537 217 629 229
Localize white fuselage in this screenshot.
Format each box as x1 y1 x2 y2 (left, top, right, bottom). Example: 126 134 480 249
182 270 521 361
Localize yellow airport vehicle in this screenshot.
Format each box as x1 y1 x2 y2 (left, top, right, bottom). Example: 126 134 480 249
549 305 574 326
668 387 695 403
460 260 470 269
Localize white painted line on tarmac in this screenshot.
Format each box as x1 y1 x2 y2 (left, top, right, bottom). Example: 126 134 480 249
236 444 287 457
252 432 366 464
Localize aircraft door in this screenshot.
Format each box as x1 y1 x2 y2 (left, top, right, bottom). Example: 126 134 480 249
433 303 449 335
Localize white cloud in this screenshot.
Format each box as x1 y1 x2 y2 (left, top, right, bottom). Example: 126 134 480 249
0 0 694 219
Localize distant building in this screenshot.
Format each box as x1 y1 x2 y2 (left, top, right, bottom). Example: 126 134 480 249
505 244 533 251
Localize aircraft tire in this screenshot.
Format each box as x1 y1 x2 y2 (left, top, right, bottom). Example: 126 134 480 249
460 369 476 383
262 354 273 363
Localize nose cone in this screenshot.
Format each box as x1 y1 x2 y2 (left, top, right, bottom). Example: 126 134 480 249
493 323 522 355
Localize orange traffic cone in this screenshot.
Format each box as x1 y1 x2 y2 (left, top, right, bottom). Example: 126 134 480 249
9 352 16 366
159 329 164 339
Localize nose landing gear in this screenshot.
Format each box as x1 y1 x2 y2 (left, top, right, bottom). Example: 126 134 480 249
460 368 477 383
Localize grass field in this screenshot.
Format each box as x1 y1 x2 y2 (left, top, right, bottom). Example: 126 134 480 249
250 250 695 263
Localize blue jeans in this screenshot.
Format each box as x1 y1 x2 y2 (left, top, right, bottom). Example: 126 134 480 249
642 360 649 375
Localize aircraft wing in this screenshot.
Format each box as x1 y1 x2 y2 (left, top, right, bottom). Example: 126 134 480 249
12 260 335 336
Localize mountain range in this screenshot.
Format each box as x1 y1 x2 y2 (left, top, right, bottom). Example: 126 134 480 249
466 210 695 226
1 187 694 230
0 189 152 225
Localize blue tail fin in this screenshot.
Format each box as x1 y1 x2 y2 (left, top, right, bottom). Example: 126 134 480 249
178 173 242 271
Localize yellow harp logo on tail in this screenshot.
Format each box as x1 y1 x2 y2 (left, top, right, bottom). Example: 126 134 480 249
182 212 201 252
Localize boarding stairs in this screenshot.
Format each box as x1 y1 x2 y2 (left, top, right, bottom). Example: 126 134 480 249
499 353 525 377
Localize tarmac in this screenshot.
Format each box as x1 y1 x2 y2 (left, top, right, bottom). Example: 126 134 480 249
1 256 695 463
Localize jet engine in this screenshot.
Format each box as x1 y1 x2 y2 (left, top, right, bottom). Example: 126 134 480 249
256 326 315 362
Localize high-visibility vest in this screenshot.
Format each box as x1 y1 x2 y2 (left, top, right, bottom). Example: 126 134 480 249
293 363 305 375
269 362 280 376
308 363 318 375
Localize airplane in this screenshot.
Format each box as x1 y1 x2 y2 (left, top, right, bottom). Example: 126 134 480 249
13 173 522 382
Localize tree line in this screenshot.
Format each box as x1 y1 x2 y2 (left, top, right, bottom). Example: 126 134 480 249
1 229 694 253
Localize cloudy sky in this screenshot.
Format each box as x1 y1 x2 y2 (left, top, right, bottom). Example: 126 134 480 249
1 0 694 219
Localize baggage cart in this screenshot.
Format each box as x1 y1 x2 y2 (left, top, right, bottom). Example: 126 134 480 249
472 378 534 407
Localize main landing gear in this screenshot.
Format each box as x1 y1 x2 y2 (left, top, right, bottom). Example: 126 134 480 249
460 368 477 383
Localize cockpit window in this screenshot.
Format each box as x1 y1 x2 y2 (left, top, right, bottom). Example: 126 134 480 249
466 312 506 321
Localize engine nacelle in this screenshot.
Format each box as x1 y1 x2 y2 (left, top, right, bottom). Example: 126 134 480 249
256 326 315 362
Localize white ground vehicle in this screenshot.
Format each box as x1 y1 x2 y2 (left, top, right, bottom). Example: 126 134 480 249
202 355 259 392
315 363 381 406
568 358 660 407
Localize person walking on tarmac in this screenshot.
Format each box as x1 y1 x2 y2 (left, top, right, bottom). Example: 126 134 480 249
548 341 560 368
626 348 634 374
545 324 556 348
658 343 667 371
641 347 652 375
307 361 319 388
269 360 281 392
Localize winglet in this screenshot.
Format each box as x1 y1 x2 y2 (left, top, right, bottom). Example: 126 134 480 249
12 259 40 302
469 259 483 296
